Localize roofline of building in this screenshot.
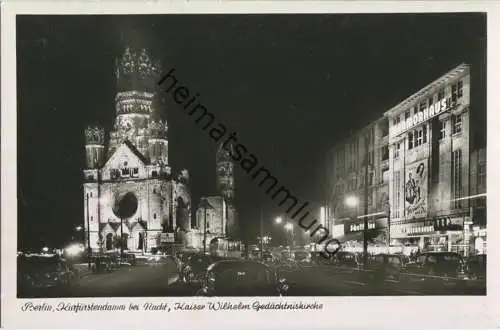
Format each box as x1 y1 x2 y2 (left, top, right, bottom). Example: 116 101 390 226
326 115 386 155
384 63 470 117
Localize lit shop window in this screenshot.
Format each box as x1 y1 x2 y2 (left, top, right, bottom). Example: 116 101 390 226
452 114 462 134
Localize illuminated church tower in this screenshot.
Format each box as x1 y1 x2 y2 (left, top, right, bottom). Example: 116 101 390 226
216 142 238 238
82 47 191 254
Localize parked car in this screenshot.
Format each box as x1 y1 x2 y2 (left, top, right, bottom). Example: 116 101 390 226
409 252 468 279
332 251 362 270
196 260 289 296
18 255 78 297
466 254 486 280
181 255 217 286
293 251 312 265
365 254 405 281
310 252 332 265
261 251 274 263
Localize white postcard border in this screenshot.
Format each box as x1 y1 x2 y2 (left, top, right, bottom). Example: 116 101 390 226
2 1 500 329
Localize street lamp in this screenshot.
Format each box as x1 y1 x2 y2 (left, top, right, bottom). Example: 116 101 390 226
200 197 208 255
75 225 83 232
284 223 294 247
86 193 91 270
275 216 282 224
345 195 359 208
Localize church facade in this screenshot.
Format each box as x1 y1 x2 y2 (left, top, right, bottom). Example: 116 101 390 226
189 142 239 251
82 48 192 254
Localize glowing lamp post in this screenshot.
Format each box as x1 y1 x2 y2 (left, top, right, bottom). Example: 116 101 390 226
345 195 359 208
275 216 282 224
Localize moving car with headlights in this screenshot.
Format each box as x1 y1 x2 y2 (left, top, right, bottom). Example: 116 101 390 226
18 254 78 297
195 260 289 296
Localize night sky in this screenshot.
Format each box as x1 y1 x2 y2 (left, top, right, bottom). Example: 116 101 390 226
17 14 486 250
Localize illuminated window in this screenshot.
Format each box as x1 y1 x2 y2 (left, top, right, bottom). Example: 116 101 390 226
452 80 463 102
452 114 462 134
427 96 434 107
415 129 423 147
408 132 414 149
394 142 400 158
478 163 486 186
393 171 401 218
438 88 445 100
439 120 447 140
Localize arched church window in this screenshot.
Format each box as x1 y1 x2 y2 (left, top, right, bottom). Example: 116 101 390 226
90 192 93 198
153 213 157 219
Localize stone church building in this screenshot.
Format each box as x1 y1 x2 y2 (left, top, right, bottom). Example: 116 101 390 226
82 48 192 254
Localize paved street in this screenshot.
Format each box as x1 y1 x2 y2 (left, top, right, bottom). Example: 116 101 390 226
69 261 183 297
282 265 486 296
51 259 486 297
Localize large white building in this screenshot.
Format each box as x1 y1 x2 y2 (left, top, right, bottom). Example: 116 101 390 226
82 48 192 254
385 63 473 255
326 63 486 256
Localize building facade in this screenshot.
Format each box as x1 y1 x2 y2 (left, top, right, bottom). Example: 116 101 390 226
469 148 487 254
385 64 473 255
82 48 192 254
325 63 486 256
325 117 390 244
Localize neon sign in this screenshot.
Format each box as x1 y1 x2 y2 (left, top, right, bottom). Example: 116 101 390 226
392 98 456 136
